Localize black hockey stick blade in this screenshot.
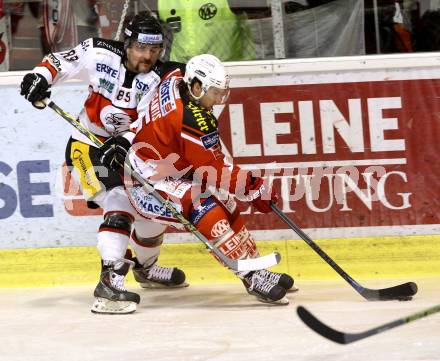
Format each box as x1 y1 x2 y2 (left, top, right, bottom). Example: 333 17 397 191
297 304 440 344
359 281 418 301
270 203 418 301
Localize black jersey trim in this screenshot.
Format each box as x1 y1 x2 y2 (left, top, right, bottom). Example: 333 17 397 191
93 38 124 57
157 61 186 78
183 102 218 135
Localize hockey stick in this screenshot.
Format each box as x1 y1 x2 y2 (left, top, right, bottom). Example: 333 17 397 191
270 203 417 300
297 304 440 344
40 99 280 272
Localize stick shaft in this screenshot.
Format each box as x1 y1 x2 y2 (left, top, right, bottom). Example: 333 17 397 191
271 203 417 300
298 304 440 344
271 203 361 287
45 100 279 271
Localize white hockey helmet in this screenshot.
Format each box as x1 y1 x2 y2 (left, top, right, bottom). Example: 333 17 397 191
183 54 230 103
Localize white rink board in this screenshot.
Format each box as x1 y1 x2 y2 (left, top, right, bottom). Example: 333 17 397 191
0 82 100 248
0 53 439 249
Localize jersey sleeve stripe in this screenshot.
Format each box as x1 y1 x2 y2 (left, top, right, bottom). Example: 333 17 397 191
37 61 58 79
181 132 204 146
182 124 205 138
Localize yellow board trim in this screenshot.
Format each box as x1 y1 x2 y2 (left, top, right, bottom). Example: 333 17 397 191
1 235 439 288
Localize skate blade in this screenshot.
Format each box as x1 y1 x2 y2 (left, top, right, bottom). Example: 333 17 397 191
256 296 290 306
91 297 137 314
251 293 289 306
287 285 299 293
139 281 190 289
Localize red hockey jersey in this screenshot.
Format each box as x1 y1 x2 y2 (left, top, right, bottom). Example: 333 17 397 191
131 72 251 196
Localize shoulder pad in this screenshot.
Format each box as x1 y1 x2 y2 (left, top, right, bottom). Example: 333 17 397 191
92 38 124 57
183 102 218 135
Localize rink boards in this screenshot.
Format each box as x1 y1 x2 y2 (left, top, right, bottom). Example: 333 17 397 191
0 53 439 286
0 235 439 287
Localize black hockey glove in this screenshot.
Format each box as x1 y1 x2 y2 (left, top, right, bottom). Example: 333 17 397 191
20 73 51 109
99 136 132 171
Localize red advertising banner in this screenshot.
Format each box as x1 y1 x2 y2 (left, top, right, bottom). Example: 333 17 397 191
217 78 440 230
62 77 440 232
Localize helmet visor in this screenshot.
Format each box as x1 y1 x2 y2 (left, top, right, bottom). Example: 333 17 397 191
206 86 230 105
124 28 164 45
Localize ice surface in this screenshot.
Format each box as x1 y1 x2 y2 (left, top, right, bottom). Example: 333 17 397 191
0 278 438 361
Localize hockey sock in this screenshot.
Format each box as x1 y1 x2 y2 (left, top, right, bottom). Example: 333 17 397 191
129 230 164 267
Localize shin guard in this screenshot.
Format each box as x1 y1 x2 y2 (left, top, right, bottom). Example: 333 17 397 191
189 197 259 274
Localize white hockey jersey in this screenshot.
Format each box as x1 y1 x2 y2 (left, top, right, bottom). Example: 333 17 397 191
33 38 163 147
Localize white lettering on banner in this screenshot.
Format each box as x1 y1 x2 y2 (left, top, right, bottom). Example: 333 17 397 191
368 97 406 152
303 174 334 212
269 169 412 213
228 97 406 156
377 171 411 210
228 104 262 157
298 101 316 154
338 173 374 211
221 95 411 216
261 102 298 156
320 99 364 153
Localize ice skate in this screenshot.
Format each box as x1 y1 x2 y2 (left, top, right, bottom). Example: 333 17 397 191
132 258 189 289
243 271 289 305
91 259 140 314
253 269 298 292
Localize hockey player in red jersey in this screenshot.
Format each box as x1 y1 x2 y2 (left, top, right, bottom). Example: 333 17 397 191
126 54 296 304
20 12 188 314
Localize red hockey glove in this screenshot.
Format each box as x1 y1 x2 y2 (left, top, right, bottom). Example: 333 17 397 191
246 177 279 213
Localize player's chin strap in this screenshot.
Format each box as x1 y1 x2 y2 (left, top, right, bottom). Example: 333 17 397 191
37 98 281 272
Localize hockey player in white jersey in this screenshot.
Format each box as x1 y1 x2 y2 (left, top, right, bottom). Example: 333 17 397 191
20 12 188 314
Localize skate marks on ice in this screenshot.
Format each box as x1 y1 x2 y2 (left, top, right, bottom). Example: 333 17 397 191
2 285 271 310
0 279 439 361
